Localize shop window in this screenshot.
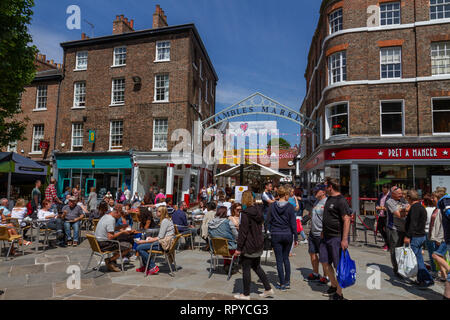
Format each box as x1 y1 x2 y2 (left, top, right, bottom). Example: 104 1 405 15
432 98 450 134
380 101 404 136
326 103 348 138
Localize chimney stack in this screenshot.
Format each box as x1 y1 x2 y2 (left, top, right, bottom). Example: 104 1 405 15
153 4 168 29
113 14 135 34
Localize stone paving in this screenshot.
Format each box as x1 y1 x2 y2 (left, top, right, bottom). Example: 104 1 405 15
0 226 446 300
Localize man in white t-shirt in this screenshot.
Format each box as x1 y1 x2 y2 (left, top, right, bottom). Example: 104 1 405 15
123 186 132 204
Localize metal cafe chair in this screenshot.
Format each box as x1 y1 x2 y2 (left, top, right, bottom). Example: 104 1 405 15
0 226 22 260
85 234 124 276
208 237 239 281
144 234 182 278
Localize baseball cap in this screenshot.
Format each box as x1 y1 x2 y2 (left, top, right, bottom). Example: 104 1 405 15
313 185 326 194
68 196 77 202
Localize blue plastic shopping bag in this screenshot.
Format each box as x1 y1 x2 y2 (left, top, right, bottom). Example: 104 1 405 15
132 233 143 251
337 249 357 288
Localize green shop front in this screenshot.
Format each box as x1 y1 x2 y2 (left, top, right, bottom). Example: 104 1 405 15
54 152 133 199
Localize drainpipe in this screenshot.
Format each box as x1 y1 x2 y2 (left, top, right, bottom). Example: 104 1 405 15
53 50 65 179
413 0 420 136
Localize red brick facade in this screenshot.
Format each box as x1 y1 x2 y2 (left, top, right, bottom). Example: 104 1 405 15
56 9 217 155
300 0 450 168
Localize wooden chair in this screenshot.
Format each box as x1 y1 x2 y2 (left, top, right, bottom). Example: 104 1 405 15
209 237 238 281
6 217 31 254
144 234 181 277
92 219 100 232
174 225 194 251
84 234 124 276
0 226 22 260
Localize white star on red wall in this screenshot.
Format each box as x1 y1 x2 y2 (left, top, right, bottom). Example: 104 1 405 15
444 150 449 156
331 152 336 158
378 151 384 156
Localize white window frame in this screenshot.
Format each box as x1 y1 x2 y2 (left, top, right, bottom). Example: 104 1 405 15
328 51 347 85
155 41 171 62
35 85 48 110
380 2 401 26
319 116 324 144
75 51 88 71
199 86 202 114
71 123 84 151
73 82 86 109
154 74 169 102
199 59 203 81
31 124 44 154
380 100 405 137
109 120 123 151
380 47 402 79
113 46 127 67
329 8 343 34
431 97 450 135
430 0 450 20
431 42 450 76
111 78 125 106
325 101 349 140
152 118 169 151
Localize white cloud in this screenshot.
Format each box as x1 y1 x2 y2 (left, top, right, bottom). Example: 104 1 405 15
215 83 254 107
29 25 69 63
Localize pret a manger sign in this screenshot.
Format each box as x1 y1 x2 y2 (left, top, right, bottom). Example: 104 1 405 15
387 148 439 158
324 147 450 161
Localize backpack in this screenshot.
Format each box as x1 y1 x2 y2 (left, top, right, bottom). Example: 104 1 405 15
438 194 450 218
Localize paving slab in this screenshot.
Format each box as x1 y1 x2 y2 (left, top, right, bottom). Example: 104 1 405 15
10 264 45 276
77 283 136 299
35 255 69 264
0 274 27 289
121 285 174 299
44 262 75 273
3 284 53 300
27 272 70 286
53 279 95 297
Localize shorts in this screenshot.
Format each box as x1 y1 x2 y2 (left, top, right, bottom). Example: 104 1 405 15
98 241 132 253
308 234 321 254
433 242 448 258
319 236 341 268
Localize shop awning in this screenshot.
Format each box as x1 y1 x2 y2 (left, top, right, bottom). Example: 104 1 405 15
215 161 288 178
0 152 47 175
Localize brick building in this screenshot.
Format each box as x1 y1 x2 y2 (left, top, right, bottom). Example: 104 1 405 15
53 5 218 203
299 0 450 212
5 54 63 165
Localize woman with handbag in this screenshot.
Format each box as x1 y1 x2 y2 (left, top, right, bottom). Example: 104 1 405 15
267 186 298 291
135 206 174 275
234 191 274 300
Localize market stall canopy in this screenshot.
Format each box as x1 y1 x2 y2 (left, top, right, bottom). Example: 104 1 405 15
215 161 288 178
0 152 47 176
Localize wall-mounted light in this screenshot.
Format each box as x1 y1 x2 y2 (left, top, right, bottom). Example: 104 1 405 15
133 76 142 92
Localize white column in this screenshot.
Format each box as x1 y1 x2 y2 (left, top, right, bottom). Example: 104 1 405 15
166 164 175 199
182 165 191 202
132 164 139 196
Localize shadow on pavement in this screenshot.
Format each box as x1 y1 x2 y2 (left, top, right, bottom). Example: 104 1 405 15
297 267 328 293
367 263 443 300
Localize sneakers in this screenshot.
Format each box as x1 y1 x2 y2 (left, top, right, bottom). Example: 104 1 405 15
234 294 251 300
319 277 329 285
382 245 388 251
307 273 321 281
67 240 73 246
136 266 146 273
122 257 130 264
72 241 78 247
322 286 337 297
130 255 138 262
332 292 345 300
274 284 287 291
285 282 291 289
300 240 308 244
416 281 434 290
146 266 159 275
259 289 274 298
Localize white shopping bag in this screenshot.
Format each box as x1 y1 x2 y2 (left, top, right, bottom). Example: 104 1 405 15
395 245 418 278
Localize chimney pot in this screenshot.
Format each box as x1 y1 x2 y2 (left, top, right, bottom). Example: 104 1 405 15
43 55 46 61
124 18 128 23
130 19 134 28
120 14 124 20
50 59 54 65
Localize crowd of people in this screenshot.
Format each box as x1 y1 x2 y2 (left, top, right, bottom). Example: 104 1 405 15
1 177 449 301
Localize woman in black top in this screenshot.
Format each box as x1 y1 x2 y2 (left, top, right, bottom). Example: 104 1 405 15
404 190 434 288
234 190 274 300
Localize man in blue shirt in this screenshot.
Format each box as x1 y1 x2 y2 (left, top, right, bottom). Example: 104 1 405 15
172 202 197 249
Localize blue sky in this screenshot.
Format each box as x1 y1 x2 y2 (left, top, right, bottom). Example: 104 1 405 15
29 0 321 147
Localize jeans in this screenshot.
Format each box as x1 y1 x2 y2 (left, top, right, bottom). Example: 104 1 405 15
137 241 161 269
64 221 80 242
271 233 293 286
387 228 405 273
410 235 434 285
181 228 197 247
425 235 438 272
46 218 64 243
241 255 271 296
377 216 388 246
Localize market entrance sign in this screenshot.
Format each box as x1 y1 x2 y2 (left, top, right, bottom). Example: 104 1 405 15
325 148 450 160
202 92 316 134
